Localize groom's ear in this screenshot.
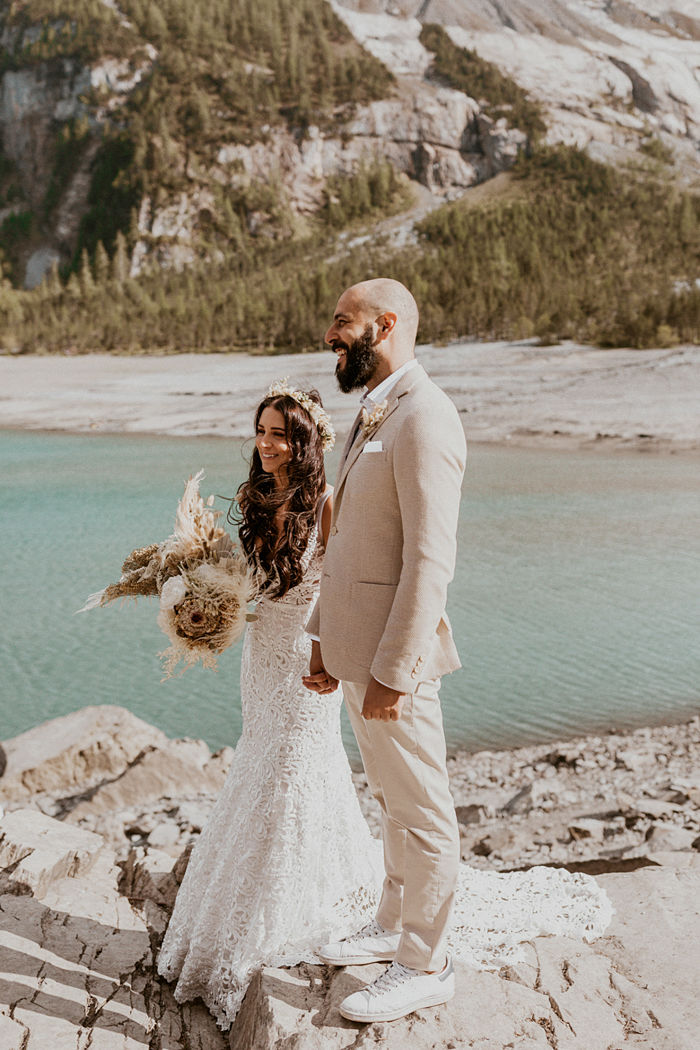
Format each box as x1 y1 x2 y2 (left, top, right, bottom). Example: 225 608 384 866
375 311 397 341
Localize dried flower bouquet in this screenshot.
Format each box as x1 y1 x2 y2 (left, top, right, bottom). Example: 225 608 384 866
79 471 254 677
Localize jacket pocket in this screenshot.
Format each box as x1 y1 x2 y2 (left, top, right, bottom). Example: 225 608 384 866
351 580 398 656
355 580 398 602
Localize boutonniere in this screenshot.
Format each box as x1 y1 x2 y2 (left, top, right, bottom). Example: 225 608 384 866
361 400 388 438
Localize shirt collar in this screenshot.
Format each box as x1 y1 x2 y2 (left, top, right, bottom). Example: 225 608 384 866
361 358 418 410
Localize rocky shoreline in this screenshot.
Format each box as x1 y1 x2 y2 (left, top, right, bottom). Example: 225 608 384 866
1 705 699 1048
4 706 699 873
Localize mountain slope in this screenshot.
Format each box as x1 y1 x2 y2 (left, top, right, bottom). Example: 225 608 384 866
0 0 698 352
333 0 700 173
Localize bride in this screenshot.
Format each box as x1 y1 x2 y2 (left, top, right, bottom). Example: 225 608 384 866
157 382 384 1026
157 381 612 1031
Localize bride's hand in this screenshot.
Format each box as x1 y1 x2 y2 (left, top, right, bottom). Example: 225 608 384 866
303 640 339 694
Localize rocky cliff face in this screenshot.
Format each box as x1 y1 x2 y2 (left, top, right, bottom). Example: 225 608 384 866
0 58 521 285
333 0 700 161
0 50 153 203
0 9 156 285
0 3 517 287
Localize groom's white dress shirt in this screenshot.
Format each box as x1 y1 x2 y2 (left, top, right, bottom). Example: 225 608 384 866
360 358 418 414
344 358 419 448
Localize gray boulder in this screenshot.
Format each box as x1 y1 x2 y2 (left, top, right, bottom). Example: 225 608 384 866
0 705 168 803
0 808 103 897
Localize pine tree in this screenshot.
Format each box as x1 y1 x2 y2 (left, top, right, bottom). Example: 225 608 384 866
45 260 62 298
0 268 23 327
679 194 696 248
145 5 168 44
79 248 95 297
66 271 82 300
112 231 130 284
94 241 110 285
128 206 141 248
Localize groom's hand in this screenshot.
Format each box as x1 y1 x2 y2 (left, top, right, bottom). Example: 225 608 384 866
303 640 339 694
362 678 405 722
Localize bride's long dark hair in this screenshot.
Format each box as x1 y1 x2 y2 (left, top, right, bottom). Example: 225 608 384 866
233 391 326 598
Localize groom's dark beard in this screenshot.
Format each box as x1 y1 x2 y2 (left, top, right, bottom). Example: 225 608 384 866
333 324 381 393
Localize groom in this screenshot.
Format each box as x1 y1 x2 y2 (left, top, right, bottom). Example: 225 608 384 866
303 278 466 1023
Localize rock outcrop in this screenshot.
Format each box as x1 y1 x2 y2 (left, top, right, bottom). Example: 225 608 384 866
2 1 698 288
0 25 156 285
0 808 103 897
130 0 700 274
0 705 169 804
2 706 700 1046
1 804 698 1047
232 860 700 1049
214 80 482 211
128 76 493 275
4 704 700 875
0 807 227 1049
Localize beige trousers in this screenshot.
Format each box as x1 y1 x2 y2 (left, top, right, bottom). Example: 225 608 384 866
342 678 461 971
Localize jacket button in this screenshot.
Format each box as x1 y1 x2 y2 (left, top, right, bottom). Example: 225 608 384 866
331 526 339 536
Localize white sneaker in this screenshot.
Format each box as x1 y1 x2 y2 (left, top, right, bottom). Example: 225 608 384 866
338 957 455 1023
317 919 401 966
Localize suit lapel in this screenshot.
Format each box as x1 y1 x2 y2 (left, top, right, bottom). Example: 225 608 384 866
334 423 372 494
338 410 363 473
333 364 426 504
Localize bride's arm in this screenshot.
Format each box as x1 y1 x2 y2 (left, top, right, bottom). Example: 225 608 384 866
320 491 333 548
303 488 337 692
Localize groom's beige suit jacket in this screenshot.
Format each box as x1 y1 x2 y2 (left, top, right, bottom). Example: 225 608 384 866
307 363 466 693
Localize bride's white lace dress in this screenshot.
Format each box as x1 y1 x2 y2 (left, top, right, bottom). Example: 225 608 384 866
157 517 613 1030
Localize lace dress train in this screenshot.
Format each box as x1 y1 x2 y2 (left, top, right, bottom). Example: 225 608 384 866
157 526 612 1030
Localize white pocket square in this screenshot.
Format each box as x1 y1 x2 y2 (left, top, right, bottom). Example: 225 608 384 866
362 440 383 453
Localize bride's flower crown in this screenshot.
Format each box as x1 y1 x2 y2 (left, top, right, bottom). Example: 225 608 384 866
267 377 336 452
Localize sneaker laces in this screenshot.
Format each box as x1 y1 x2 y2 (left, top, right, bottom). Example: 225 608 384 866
367 961 415 996
350 919 385 941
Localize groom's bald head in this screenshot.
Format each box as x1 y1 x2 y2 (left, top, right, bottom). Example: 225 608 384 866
344 279 419 350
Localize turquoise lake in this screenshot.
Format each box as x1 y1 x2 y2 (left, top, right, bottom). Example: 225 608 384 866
2 430 699 765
